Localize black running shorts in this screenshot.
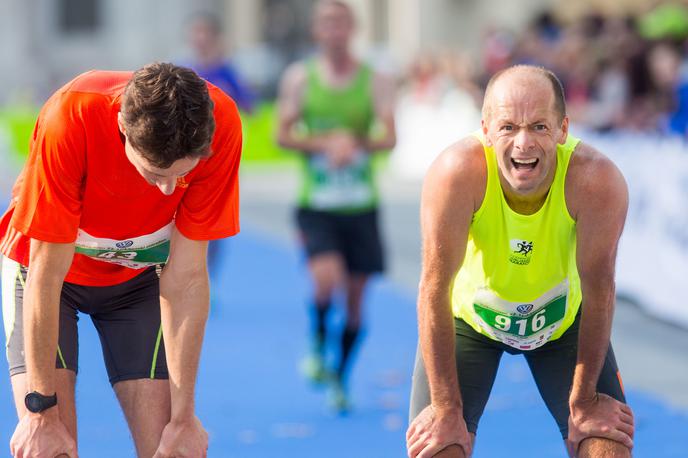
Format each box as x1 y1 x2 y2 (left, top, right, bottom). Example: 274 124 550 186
2 257 168 385
295 207 385 274
409 310 627 439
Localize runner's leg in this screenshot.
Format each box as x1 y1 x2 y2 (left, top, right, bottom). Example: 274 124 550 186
304 252 346 381
114 379 170 457
310 252 346 348
409 318 503 453
87 268 170 455
338 273 367 381
524 313 629 457
3 258 79 440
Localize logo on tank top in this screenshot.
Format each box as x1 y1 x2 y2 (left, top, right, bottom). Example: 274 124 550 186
509 239 533 265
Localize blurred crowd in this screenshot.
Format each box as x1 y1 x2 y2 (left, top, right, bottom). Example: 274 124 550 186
402 4 688 136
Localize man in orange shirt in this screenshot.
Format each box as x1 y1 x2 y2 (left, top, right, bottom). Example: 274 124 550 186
0 62 242 457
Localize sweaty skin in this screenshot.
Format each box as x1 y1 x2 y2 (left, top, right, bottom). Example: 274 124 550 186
406 67 633 458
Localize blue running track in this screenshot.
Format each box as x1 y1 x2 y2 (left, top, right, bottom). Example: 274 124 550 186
1 227 687 457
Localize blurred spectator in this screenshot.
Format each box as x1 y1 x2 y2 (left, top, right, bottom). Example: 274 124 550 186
186 12 255 113
404 52 449 105
472 6 688 137
482 27 515 77
391 50 481 178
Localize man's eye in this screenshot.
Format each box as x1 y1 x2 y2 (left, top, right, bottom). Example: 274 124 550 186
534 124 547 131
500 125 513 131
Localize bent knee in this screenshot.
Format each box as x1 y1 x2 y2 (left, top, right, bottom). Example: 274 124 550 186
578 436 631 458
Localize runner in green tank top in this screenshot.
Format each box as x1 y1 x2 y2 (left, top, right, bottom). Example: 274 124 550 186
276 0 396 413
407 66 634 458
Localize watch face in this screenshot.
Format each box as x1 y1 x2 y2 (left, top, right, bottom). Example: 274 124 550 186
25 393 43 413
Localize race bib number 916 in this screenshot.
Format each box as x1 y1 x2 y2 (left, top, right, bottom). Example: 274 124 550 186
471 280 569 350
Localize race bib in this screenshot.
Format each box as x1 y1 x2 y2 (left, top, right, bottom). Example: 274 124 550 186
74 222 172 269
308 153 373 210
472 280 569 350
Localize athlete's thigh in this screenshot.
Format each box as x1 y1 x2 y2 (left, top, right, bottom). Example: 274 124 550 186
339 210 384 275
114 378 170 457
524 314 627 439
2 258 79 377
2 257 79 436
410 319 504 434
88 268 168 385
295 208 342 259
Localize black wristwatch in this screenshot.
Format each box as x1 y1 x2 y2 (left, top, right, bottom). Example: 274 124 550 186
24 391 58 413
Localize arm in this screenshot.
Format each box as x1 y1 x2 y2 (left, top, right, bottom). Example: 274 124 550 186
275 62 370 166
154 228 210 457
276 63 332 154
361 72 396 152
24 240 74 396
566 146 634 452
406 138 485 458
10 240 77 457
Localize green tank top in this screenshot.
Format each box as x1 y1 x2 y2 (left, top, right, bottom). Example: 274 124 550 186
299 59 376 212
451 133 582 350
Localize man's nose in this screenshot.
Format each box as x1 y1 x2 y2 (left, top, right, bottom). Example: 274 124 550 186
513 128 534 152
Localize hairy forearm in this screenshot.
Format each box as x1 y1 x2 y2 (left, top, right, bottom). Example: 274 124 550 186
24 271 63 394
159 270 209 420
570 278 616 402
25 242 73 395
418 281 462 410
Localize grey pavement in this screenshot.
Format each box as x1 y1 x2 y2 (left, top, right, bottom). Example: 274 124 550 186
239 167 688 411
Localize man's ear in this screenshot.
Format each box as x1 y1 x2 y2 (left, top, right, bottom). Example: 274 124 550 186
117 112 126 136
558 116 569 145
481 119 492 147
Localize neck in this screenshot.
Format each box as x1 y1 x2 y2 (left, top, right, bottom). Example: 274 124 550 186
499 169 556 216
323 49 354 74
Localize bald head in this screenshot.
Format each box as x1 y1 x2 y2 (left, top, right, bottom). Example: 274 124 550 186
482 66 566 123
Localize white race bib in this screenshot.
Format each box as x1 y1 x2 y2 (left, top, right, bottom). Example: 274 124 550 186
308 153 373 210
74 222 172 269
471 280 569 350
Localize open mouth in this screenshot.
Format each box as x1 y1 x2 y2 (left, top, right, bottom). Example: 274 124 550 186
511 158 538 171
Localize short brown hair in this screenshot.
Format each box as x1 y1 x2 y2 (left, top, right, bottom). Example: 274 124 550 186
482 65 566 123
121 62 215 168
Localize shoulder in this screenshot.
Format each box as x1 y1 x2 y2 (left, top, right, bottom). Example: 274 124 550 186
565 141 628 220
42 70 127 117
67 70 131 97
208 84 239 116
428 135 485 181
280 61 308 88
208 90 241 151
424 135 486 211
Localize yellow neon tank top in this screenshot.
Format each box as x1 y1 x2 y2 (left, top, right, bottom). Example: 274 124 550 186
451 133 582 350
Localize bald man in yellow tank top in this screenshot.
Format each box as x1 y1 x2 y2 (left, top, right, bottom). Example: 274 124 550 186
406 65 634 458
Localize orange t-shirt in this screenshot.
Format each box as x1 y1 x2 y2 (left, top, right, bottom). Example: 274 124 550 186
0 70 242 286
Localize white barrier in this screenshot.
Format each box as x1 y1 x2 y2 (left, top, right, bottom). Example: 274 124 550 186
580 130 688 328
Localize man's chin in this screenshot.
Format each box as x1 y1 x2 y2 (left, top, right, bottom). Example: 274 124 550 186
507 179 540 196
